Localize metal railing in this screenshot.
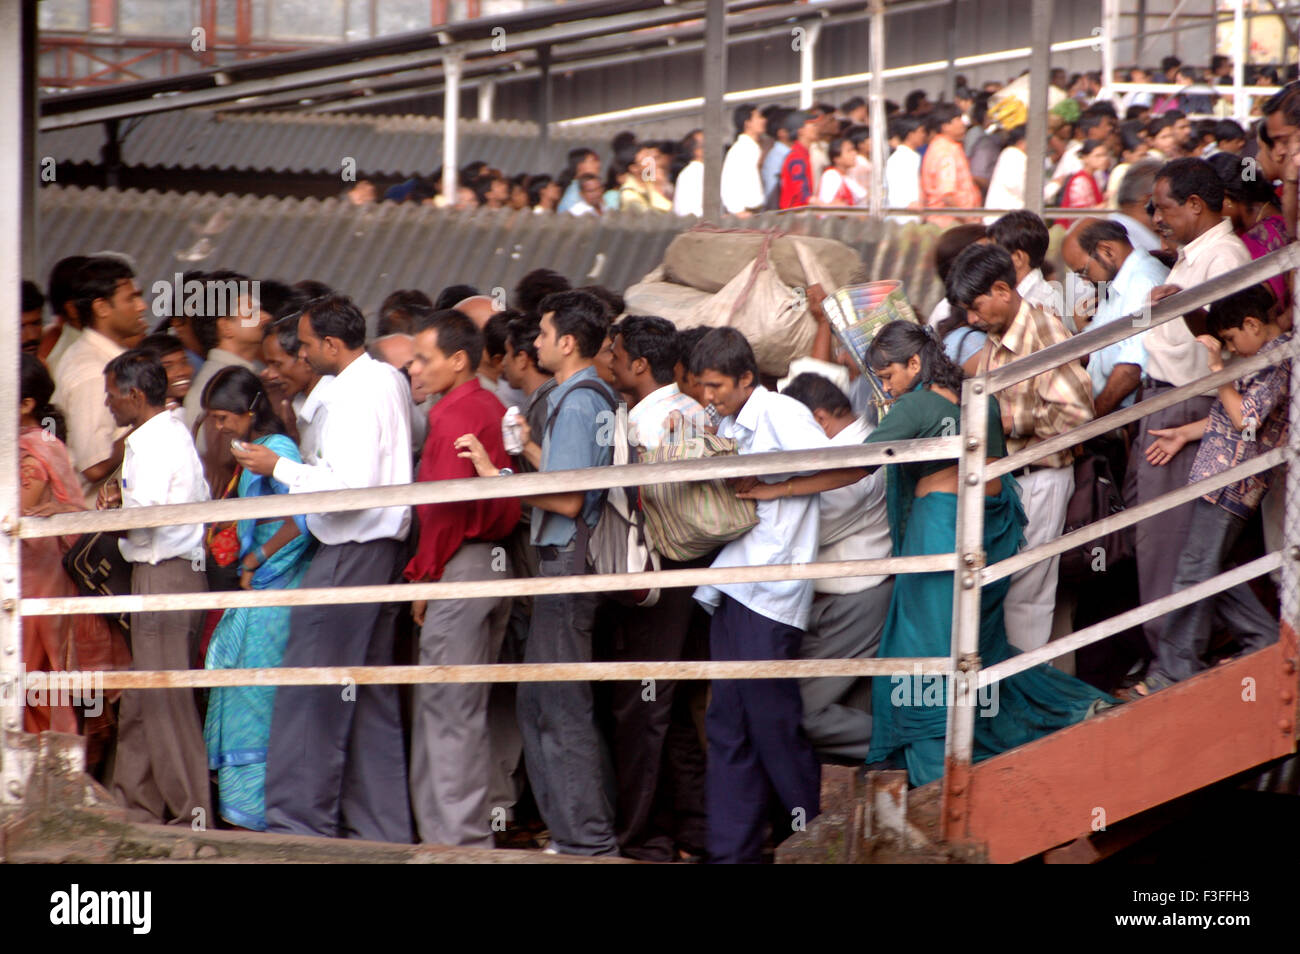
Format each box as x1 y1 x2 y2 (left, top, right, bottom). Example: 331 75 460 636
3 243 1299 846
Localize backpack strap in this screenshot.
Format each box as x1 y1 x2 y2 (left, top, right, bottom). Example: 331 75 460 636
542 378 619 568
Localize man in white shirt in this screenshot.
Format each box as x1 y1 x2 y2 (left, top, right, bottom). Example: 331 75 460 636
568 173 606 217
53 256 150 505
233 293 414 844
987 210 1065 320
1133 158 1252 655
885 116 928 222
983 126 1028 220
605 315 711 860
781 372 891 763
1111 157 1164 254
262 312 333 463
102 350 211 827
689 327 829 864
720 103 767 215
673 132 706 218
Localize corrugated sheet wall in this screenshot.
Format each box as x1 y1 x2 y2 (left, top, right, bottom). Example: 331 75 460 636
38 185 998 331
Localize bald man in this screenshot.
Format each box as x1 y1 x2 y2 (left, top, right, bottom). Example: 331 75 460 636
453 295 499 330
1062 216 1166 417
370 332 433 453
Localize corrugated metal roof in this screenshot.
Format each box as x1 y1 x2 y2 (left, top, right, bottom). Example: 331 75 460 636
40 110 610 179
37 185 979 332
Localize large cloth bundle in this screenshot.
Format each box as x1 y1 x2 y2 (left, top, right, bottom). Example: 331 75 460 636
662 228 864 293
639 432 758 562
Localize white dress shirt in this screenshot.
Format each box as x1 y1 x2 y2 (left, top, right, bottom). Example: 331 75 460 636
273 352 412 545
627 382 711 452
45 323 83 376
885 144 922 220
292 375 333 465
983 146 1027 220
694 386 831 630
817 168 869 206
720 134 765 214
1150 218 1252 387
673 160 704 217
1086 248 1168 405
51 327 128 505
118 408 209 564
815 416 890 595
1018 268 1063 320
1110 212 1162 254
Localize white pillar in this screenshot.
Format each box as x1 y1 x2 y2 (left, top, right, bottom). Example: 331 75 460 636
799 21 821 110
1233 0 1248 125
869 1 886 218
477 79 495 122
442 53 461 207
1099 0 1119 108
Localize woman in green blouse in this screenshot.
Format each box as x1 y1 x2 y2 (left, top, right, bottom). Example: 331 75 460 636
743 321 1111 786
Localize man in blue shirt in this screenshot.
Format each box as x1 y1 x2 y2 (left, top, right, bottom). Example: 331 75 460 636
690 328 832 863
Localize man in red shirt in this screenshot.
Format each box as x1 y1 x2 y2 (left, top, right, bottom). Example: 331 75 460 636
780 110 820 209
405 308 520 848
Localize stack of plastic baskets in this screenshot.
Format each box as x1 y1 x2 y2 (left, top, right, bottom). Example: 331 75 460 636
819 279 920 417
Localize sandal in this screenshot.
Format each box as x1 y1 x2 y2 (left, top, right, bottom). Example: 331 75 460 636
1116 672 1174 701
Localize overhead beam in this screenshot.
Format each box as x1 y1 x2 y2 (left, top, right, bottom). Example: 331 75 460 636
702 0 726 221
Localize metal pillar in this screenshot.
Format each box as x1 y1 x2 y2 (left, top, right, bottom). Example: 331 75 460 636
1099 0 1119 106
1233 0 1248 125
703 0 726 221
944 0 958 99
477 79 495 122
1024 0 1052 218
442 54 461 207
21 0 36 279
869 0 886 219
538 44 552 150
1 0 27 809
799 20 821 109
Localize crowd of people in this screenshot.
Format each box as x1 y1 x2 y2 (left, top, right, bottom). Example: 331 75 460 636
14 68 1298 864
347 55 1300 227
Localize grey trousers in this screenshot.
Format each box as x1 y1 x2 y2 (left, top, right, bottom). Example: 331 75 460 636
1125 390 1216 654
799 579 892 762
1151 499 1278 683
264 538 414 843
517 545 618 855
409 543 512 847
112 558 211 826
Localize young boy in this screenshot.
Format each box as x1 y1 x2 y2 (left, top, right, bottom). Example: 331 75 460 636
1138 284 1291 692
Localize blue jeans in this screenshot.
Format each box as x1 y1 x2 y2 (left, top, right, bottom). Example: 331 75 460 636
1152 499 1277 684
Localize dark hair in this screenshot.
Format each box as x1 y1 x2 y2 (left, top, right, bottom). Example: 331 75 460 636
1118 119 1145 154
201 365 285 436
616 315 679 385
538 290 608 359
987 210 1049 269
378 288 433 336
1161 55 1182 74
22 279 45 314
516 268 571 317
1077 219 1131 256
1207 284 1277 336
1214 119 1245 143
505 313 543 367
1156 157 1225 212
413 307 483 370
677 326 710 370
1256 117 1275 149
1004 124 1027 147
945 243 1017 309
304 293 366 349
526 173 554 207
733 103 758 137
845 124 871 150
781 109 812 140
867 321 965 394
292 279 334 300
253 279 295 320
782 371 850 416
688 326 759 384
1207 152 1278 206
1085 99 1117 120
73 256 135 329
137 331 186 359
482 312 511 360
432 283 479 311
48 255 89 325
934 223 989 282
575 284 624 319
21 352 65 442
1147 114 1179 139
104 349 167 407
1079 137 1108 158
829 135 854 164
841 96 866 114
925 103 961 132
269 311 306 357
889 115 922 141
1077 112 1107 137
905 89 929 114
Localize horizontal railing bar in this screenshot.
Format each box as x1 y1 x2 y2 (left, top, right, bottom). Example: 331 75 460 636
983 445 1288 584
982 244 1300 394
18 553 953 616
17 657 953 691
775 207 1110 216
981 551 1284 686
18 436 959 539
988 343 1294 478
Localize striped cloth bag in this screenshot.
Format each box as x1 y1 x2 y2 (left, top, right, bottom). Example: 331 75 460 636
639 433 759 562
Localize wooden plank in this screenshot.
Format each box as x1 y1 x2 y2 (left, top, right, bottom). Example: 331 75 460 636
961 624 1299 864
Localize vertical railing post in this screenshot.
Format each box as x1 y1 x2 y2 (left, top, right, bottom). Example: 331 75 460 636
1099 0 1118 106
868 0 886 220
798 21 820 109
1283 280 1300 649
702 0 727 222
442 52 461 211
1233 0 1248 125
943 376 990 841
1024 0 1052 218
0 0 27 810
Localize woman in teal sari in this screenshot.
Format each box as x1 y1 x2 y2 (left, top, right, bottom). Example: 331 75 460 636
750 322 1112 786
200 367 314 829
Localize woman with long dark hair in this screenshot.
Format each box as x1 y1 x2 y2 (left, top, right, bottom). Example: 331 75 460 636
742 322 1112 785
19 353 130 767
200 366 315 830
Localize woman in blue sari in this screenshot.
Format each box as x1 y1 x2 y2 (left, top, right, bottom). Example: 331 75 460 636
747 322 1112 786
200 367 314 829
